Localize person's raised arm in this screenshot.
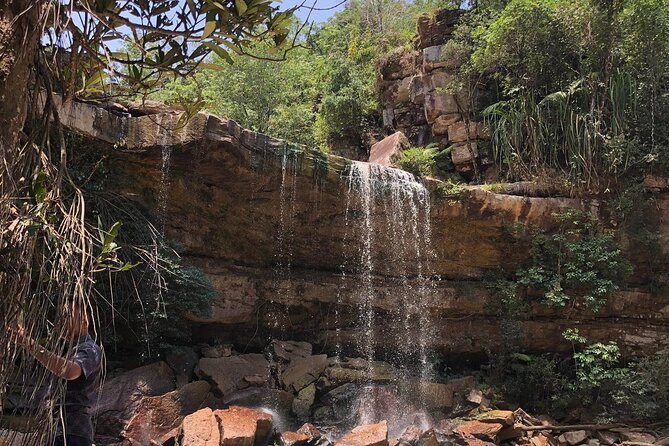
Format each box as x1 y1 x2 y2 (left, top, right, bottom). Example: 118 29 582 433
9 325 82 381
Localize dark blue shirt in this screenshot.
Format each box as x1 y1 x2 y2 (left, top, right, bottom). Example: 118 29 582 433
55 335 102 441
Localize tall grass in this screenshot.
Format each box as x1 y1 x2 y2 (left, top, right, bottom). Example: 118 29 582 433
483 70 636 188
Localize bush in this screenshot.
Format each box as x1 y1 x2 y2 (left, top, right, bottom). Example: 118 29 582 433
397 147 437 177
516 210 631 312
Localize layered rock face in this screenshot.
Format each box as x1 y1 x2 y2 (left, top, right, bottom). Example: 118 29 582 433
55 97 669 361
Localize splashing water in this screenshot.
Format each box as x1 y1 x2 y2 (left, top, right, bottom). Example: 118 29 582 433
340 161 436 422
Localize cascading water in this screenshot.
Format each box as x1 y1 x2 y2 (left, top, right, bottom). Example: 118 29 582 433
340 161 436 428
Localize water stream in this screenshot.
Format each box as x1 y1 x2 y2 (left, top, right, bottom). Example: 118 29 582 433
340 161 436 425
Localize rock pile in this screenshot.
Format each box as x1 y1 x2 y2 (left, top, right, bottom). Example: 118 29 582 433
374 8 492 175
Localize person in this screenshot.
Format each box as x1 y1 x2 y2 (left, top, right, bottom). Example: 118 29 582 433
9 305 102 446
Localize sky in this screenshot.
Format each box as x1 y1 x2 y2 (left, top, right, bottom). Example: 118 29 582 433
280 0 347 23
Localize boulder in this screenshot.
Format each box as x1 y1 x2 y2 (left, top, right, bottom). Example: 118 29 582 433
417 430 438 446
557 431 588 446
399 425 422 446
379 77 412 106
292 383 317 419
222 387 294 415
424 92 461 123
448 121 483 143
368 132 411 167
455 421 503 442
410 76 431 105
418 382 454 410
336 421 389 446
279 432 312 446
282 354 329 392
201 344 233 358
529 434 553 446
451 143 479 169
432 114 460 136
180 408 220 446
595 431 618 446
215 406 274 446
95 361 176 437
477 410 514 427
416 9 460 49
297 423 322 441
123 380 211 446
196 353 269 397
164 347 200 387
428 71 455 90
619 431 656 444
271 340 312 363
378 49 419 81
423 45 464 72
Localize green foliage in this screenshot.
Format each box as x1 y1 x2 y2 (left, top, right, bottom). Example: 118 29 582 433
457 0 669 184
397 147 437 177
516 210 631 311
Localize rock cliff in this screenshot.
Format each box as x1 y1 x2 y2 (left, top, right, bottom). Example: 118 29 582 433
56 97 669 360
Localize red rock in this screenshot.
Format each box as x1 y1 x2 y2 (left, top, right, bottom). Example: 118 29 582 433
529 434 553 446
447 121 483 143
196 354 269 397
180 408 220 446
368 132 411 167
297 423 321 440
279 431 311 446
215 406 274 446
282 354 328 392
455 421 503 442
123 380 211 446
336 421 389 446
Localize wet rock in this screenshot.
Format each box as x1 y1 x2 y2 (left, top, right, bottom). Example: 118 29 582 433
95 361 176 438
282 354 328 392
293 383 317 419
279 432 311 446
196 354 269 397
419 382 455 410
595 431 618 446
123 380 211 446
298 423 322 441
557 430 588 446
321 359 399 389
180 408 220 446
399 425 422 446
417 429 438 446
368 132 411 167
272 340 312 363
201 344 233 358
164 347 200 388
477 410 514 427
215 406 274 446
336 421 389 446
222 387 294 415
455 421 503 442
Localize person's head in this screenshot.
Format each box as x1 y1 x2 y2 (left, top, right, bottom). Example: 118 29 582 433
56 303 90 340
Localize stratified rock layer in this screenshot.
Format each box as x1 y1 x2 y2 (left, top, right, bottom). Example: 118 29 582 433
57 98 669 359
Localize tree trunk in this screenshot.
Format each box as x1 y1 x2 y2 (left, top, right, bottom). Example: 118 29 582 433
0 0 44 189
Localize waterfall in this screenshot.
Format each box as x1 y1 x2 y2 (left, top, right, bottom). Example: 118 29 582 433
340 161 436 422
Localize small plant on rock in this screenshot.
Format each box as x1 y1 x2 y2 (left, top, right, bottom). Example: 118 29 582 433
398 147 437 177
